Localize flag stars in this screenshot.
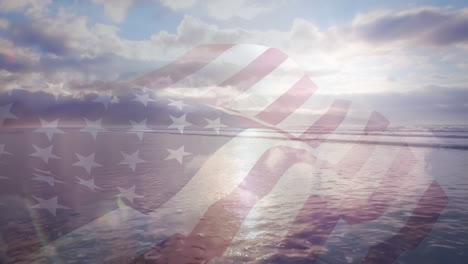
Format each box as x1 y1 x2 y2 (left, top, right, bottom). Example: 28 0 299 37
117 185 143 204
45 82 69 100
0 103 17 126
73 153 102 174
76 176 102 192
204 118 227 135
34 118 65 141
80 118 105 139
141 86 156 97
168 114 192 133
127 119 150 140
32 169 63 186
31 196 70 216
32 173 63 186
167 99 188 111
30 144 61 164
133 93 154 107
165 146 191 164
119 150 145 171
93 94 118 109
0 144 12 157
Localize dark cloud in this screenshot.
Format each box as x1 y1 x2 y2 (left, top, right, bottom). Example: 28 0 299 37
37 53 166 80
0 52 167 94
7 22 70 55
353 8 468 46
0 51 32 72
338 86 468 125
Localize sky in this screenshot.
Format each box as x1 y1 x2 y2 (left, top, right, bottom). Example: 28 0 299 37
0 0 467 125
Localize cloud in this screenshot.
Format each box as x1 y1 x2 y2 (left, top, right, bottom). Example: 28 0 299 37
338 85 468 125
0 10 127 59
7 22 71 55
159 0 275 21
0 0 51 16
0 3 467 113
204 0 275 21
351 7 468 47
90 0 274 23
91 0 135 23
159 0 197 10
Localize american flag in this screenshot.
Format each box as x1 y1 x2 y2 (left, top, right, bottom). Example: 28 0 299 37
0 44 448 263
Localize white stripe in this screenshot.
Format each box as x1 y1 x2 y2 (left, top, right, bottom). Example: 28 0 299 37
224 142 425 261
225 58 304 116
30 128 290 262
318 147 434 263
224 162 325 259
161 45 269 99
145 129 289 235
276 93 336 136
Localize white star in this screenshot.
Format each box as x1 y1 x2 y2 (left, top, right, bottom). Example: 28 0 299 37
76 176 102 192
168 114 192 133
45 82 69 100
34 168 53 175
165 146 191 164
6 82 25 96
204 118 227 135
119 150 145 171
31 196 70 216
127 119 150 140
133 85 148 92
137 241 154 246
30 144 61 163
141 86 156 96
133 93 154 107
93 94 118 109
117 185 143 204
73 153 102 174
0 144 12 157
80 118 105 139
34 118 65 141
167 99 188 111
32 173 64 186
0 103 17 126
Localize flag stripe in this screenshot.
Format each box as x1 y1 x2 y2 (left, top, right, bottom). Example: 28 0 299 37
335 111 390 179
132 44 234 89
222 111 392 261
255 75 318 125
159 146 318 263
3 42 447 264
300 99 352 147
362 181 448 264
164 45 269 98
225 57 305 116
343 146 418 224
275 194 336 263
200 48 289 107
270 145 416 261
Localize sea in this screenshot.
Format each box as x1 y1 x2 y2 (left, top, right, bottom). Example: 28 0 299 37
1 125 468 264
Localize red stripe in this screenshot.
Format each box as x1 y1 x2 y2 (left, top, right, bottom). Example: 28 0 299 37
335 111 390 179
342 146 417 224
201 48 288 107
139 146 319 263
272 110 387 261
273 195 340 263
255 75 317 125
300 99 351 148
271 146 418 263
131 44 234 89
362 181 448 264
